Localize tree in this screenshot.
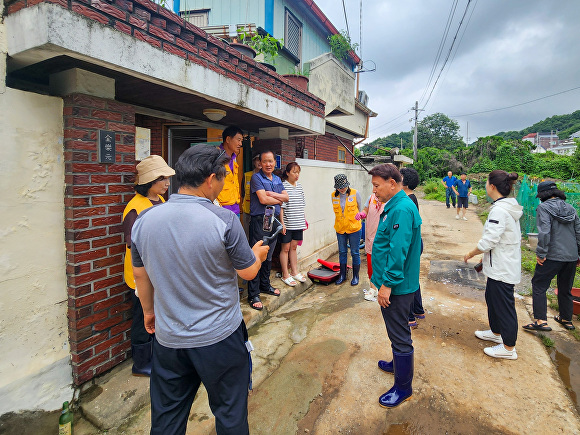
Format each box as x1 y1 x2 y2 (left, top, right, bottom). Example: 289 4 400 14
417 113 463 150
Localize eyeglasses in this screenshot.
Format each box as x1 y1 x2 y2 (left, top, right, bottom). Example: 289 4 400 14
215 149 226 164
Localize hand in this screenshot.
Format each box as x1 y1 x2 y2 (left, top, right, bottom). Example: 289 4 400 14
355 212 367 220
282 224 287 235
377 285 391 308
144 313 155 334
252 240 270 262
464 252 473 263
536 256 546 266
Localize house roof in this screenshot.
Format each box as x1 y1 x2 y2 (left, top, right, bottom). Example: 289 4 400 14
299 0 362 65
522 133 537 139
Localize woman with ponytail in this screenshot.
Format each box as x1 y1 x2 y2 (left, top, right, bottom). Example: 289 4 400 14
464 171 522 360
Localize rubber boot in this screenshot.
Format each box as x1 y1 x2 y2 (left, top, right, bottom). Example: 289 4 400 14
378 360 393 374
379 350 413 408
132 337 153 377
350 264 360 286
335 263 347 285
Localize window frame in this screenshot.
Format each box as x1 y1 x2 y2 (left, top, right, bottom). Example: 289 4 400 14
180 9 210 27
338 147 346 163
284 8 303 62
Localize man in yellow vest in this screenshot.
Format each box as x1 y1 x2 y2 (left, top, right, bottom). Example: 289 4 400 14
217 126 244 216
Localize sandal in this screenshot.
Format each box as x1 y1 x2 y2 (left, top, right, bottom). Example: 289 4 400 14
554 316 575 330
414 313 426 320
293 273 307 283
281 276 297 286
248 296 263 311
408 320 418 329
522 321 552 332
260 286 281 296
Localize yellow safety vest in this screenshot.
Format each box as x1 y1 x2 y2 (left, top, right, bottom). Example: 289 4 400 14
242 170 253 214
217 158 240 207
122 193 165 289
332 188 362 234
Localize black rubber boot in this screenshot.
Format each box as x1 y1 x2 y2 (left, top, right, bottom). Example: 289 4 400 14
335 263 347 285
132 337 153 377
351 264 360 286
379 350 413 408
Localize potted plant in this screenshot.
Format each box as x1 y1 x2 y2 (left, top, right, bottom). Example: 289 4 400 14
283 65 309 91
246 32 283 71
230 31 257 59
328 30 359 62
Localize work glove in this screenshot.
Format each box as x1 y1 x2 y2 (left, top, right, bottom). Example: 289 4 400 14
355 212 367 220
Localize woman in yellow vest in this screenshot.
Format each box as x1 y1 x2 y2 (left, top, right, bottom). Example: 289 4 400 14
332 174 363 286
122 155 174 376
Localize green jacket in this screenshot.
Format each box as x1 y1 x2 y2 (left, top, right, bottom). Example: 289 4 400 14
371 190 422 295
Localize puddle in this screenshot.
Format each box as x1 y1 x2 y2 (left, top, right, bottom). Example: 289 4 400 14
549 344 580 411
385 422 412 435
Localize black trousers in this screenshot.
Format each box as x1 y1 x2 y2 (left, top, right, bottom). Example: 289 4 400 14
150 321 250 435
248 215 279 300
131 289 152 345
531 259 576 321
381 292 414 354
485 278 518 347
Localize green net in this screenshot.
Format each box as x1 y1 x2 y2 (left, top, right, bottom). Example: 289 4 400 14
515 175 580 236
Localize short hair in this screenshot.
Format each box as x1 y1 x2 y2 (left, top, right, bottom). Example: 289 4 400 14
488 170 518 197
368 163 402 183
175 145 228 189
400 167 419 190
281 162 300 181
260 150 275 161
537 189 566 202
460 172 467 176
222 125 243 142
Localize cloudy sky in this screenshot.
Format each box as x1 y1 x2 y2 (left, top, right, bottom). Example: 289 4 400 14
313 0 580 144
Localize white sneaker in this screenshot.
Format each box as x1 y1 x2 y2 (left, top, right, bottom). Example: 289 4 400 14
484 343 517 360
474 329 503 344
364 288 378 302
455 215 460 219
462 216 468 221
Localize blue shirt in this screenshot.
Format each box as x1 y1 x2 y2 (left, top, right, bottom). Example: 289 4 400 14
442 176 457 188
455 179 471 197
250 170 285 216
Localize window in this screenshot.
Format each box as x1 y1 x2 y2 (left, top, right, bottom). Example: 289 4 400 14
285 9 302 60
181 9 209 27
338 147 346 163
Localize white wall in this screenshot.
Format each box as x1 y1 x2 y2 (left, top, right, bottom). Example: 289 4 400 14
295 159 373 263
0 84 72 414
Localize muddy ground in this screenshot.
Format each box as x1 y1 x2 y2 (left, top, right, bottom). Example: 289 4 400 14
10 196 579 434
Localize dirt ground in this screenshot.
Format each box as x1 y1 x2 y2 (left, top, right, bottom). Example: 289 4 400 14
28 195 579 435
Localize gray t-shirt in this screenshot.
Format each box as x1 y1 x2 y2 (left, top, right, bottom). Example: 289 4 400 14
131 194 256 349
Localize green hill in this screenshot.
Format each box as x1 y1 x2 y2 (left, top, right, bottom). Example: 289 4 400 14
495 110 580 140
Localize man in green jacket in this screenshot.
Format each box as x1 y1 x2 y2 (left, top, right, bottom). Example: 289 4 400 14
368 163 422 408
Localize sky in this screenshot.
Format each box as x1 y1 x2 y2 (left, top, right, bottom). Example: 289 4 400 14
313 0 580 144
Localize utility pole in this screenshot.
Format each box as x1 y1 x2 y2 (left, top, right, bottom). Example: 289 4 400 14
466 121 469 146
412 101 422 161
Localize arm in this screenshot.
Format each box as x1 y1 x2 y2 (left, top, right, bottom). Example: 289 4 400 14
266 190 289 202
535 205 551 261
236 241 269 280
280 208 286 234
256 189 283 205
468 181 472 195
441 178 447 187
452 182 459 196
133 266 155 334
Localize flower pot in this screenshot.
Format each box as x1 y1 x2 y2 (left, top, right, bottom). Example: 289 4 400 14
554 287 580 315
527 232 538 251
260 62 276 72
283 74 309 91
230 43 256 59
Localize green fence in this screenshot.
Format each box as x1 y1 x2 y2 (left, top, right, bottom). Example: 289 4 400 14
515 175 580 237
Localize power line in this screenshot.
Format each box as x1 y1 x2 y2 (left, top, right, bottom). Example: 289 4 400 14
418 0 459 105
370 110 411 132
421 0 473 111
342 0 350 37
451 85 580 117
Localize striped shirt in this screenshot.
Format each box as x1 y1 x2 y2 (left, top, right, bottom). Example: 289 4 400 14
281 181 306 230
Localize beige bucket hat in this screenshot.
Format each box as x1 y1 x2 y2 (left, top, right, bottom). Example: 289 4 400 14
135 155 175 185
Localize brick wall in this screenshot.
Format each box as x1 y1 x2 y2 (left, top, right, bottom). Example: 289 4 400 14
5 0 325 120
64 94 136 385
135 113 166 157
304 133 354 164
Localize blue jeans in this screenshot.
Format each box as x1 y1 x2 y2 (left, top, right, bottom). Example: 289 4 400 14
445 187 456 208
336 231 361 266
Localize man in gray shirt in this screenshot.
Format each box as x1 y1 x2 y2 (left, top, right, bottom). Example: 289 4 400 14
131 145 269 435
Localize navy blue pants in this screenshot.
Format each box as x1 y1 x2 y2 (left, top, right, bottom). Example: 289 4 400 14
248 215 279 300
131 289 152 345
445 187 456 208
150 321 250 435
381 292 414 354
485 278 518 347
531 259 576 321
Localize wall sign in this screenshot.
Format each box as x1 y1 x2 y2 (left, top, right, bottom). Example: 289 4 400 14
276 154 281 169
98 130 116 163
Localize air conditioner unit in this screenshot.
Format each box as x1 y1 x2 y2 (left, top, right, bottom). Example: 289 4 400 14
357 90 369 106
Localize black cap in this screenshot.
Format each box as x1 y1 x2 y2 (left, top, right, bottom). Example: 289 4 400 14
536 181 557 197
